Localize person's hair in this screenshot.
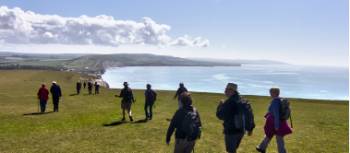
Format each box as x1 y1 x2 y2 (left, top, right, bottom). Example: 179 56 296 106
180 92 192 106
270 87 280 96
226 83 237 91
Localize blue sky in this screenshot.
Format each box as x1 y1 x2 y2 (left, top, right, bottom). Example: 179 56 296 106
0 0 348 66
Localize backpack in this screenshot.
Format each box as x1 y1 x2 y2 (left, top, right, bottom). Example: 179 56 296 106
279 98 291 121
233 98 255 132
181 108 201 140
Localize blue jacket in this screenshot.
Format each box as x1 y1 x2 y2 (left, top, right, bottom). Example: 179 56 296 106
50 84 62 99
268 97 281 129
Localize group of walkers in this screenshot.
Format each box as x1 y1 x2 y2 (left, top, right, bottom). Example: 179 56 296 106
37 81 62 112
36 80 293 153
76 80 100 95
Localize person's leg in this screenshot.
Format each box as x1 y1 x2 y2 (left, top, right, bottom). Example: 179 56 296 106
225 134 235 153
52 98 57 112
257 136 271 152
40 100 45 113
276 135 287 153
174 139 185 153
42 100 47 112
235 133 244 149
121 103 126 121
225 133 244 153
149 103 153 120
183 140 195 153
144 103 148 119
127 105 133 121
56 98 59 112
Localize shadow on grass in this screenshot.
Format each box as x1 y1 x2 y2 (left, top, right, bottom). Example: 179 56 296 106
23 111 54 116
69 93 79 96
133 119 148 124
103 120 126 127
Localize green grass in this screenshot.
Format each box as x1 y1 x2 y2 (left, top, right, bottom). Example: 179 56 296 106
0 70 348 153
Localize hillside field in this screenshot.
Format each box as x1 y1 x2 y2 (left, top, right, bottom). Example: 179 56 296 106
0 70 348 153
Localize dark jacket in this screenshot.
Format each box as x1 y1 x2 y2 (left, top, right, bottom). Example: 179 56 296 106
87 82 93 90
119 87 135 103
166 105 202 142
50 84 62 99
145 89 157 104
76 82 82 90
216 92 244 135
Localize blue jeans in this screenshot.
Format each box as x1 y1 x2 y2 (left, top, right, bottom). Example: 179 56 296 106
40 99 47 113
258 136 287 153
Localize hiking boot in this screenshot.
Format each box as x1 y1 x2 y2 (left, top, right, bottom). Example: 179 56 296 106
129 116 134 122
256 147 265 153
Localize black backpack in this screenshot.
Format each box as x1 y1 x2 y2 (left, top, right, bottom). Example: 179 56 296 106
279 98 291 121
181 108 201 140
233 98 255 132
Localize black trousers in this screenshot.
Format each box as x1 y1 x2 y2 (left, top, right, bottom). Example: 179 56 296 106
144 101 154 119
52 97 60 112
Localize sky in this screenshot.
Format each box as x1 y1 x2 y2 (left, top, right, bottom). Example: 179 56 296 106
0 0 348 67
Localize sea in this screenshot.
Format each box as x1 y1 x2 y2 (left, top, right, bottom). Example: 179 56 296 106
102 65 348 100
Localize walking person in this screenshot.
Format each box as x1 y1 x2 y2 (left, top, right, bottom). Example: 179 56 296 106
256 88 292 153
76 81 82 94
83 81 86 89
50 81 62 112
144 84 157 120
37 84 49 113
115 82 135 121
166 92 202 153
173 83 188 109
87 81 93 95
94 82 100 95
216 83 255 153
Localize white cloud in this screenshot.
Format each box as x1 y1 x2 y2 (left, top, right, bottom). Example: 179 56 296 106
0 6 209 47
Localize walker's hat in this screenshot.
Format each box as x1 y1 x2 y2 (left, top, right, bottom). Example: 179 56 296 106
52 81 57 84
123 82 128 86
226 83 237 90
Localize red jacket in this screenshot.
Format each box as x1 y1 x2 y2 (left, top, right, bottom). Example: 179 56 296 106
37 87 49 101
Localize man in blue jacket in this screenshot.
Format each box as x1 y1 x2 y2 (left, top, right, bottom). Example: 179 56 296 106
50 81 62 112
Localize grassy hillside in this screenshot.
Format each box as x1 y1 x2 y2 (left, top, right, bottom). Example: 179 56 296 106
0 70 348 153
0 53 241 74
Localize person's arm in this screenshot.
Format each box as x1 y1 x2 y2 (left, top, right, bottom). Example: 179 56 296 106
166 111 179 144
216 102 225 120
131 90 135 103
196 110 202 139
271 100 280 129
174 89 179 99
118 90 124 98
58 86 62 97
153 90 157 101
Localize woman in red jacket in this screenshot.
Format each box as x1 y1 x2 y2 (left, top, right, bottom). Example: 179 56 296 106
37 84 49 113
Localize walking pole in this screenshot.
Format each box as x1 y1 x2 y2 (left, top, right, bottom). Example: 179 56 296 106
38 100 40 113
